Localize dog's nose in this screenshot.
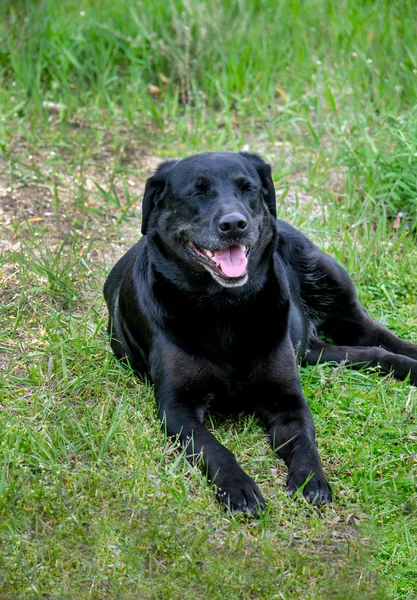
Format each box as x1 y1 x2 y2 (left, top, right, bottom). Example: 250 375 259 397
218 212 248 236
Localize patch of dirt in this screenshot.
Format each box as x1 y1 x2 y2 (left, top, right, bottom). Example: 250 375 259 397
241 136 343 219
0 350 11 371
0 149 165 261
1 127 345 265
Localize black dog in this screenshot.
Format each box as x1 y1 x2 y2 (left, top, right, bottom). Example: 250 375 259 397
104 151 417 516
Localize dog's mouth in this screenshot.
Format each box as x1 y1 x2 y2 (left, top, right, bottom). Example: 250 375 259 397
187 240 250 286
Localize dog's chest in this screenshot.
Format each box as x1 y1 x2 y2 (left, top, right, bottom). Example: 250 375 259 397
166 297 287 364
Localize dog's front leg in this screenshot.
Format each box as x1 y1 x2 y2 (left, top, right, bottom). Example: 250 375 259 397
153 374 266 516
255 343 332 505
257 401 332 505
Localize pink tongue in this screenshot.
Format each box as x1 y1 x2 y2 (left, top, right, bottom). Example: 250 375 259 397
213 245 247 278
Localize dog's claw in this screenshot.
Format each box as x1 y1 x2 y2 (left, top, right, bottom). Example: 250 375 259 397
215 473 266 517
287 472 332 506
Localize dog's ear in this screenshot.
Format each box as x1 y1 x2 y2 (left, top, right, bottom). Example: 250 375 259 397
239 152 276 218
141 160 178 235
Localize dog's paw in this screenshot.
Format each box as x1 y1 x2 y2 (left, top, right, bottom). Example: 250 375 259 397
287 471 332 505
215 472 266 517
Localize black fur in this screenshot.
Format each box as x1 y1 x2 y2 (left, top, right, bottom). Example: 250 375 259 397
104 151 417 516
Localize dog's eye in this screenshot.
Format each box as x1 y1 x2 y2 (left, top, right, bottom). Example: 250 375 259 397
195 176 211 192
235 177 253 192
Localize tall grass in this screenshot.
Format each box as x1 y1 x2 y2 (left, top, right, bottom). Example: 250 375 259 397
2 1 417 223
1 0 417 117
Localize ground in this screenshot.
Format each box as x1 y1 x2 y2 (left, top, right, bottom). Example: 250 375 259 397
1 1 417 598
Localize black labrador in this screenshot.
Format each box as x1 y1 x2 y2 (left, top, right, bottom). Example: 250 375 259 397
104 151 417 516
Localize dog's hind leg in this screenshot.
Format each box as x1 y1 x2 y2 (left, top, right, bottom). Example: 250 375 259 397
349 313 417 360
319 301 417 360
297 244 417 360
302 338 417 384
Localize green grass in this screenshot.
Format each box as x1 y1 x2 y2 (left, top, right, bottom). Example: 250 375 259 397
1 0 417 598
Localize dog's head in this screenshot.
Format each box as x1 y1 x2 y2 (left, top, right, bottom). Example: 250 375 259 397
141 152 276 288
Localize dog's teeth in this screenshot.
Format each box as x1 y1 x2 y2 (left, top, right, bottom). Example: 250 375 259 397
206 250 213 258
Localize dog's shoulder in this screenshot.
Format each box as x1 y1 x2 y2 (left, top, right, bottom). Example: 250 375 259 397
104 238 147 301
275 219 357 314
275 219 318 263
